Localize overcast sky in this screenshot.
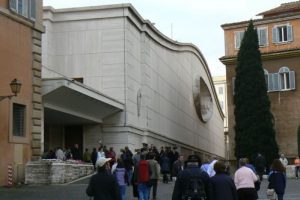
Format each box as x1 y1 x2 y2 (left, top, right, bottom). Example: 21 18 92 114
43 0 291 77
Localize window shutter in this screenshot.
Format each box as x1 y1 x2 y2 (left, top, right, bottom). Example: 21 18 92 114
29 0 36 20
287 25 293 42
272 27 278 43
9 0 17 11
258 29 267 46
268 73 274 91
273 73 280 91
235 32 244 49
235 33 240 49
289 71 296 89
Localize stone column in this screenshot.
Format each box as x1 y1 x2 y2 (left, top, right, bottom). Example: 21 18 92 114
31 29 42 160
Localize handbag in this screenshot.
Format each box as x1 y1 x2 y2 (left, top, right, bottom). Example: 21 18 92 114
266 188 277 200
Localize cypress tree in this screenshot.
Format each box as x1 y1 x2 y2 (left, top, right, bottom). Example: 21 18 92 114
234 20 278 166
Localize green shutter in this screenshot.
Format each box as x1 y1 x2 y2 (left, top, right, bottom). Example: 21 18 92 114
289 71 295 90
273 73 280 91
29 0 36 20
272 27 278 43
287 25 293 42
9 0 17 11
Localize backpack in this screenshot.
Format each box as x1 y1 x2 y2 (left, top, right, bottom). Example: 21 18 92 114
138 160 150 183
182 170 206 200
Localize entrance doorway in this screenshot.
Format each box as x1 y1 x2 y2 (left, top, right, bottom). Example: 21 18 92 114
65 125 83 157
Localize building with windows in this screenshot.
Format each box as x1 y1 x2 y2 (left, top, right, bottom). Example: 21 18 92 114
220 1 300 163
213 76 228 131
41 4 225 163
0 0 43 186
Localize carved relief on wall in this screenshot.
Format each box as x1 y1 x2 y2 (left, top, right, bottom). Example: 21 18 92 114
193 76 213 122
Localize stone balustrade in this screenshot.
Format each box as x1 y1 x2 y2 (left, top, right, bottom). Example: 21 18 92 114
25 159 94 184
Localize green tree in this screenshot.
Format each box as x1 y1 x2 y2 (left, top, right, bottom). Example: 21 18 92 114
234 20 278 166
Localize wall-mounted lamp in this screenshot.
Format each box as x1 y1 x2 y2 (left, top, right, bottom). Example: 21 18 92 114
0 79 22 101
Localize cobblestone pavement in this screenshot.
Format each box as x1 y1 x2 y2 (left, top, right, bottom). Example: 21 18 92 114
1 177 300 200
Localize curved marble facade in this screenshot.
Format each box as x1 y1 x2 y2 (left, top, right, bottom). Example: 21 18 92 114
42 4 225 158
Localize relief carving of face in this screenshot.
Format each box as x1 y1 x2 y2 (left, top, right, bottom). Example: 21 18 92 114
193 76 213 122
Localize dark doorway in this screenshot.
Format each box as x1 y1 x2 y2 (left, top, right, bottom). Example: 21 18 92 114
65 125 83 157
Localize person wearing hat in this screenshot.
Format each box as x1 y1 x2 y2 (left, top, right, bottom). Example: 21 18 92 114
86 157 121 200
172 154 212 200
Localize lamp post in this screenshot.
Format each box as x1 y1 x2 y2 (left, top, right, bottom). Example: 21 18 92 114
0 79 22 101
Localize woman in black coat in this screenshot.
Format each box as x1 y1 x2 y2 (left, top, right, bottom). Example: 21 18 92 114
268 159 286 200
210 161 238 200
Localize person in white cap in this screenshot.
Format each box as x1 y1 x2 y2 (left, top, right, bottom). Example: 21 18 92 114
86 157 121 200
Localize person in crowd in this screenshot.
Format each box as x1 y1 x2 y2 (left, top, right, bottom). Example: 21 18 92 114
113 159 128 200
55 147 65 160
172 154 184 179
159 146 165 158
201 158 211 174
148 153 160 200
207 157 218 177
71 143 82 160
91 148 98 171
134 154 151 200
97 146 106 160
83 148 91 162
210 160 238 200
152 146 160 162
294 156 300 178
245 158 260 193
234 158 258 200
122 147 134 185
48 149 56 159
86 157 121 200
268 159 286 200
254 153 266 181
106 147 116 167
133 149 141 167
172 154 212 200
160 152 171 183
64 147 72 160
279 154 288 168
41 150 49 159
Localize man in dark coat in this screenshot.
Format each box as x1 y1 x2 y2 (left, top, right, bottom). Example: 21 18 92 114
172 155 212 200
210 161 238 200
255 153 266 181
86 157 121 200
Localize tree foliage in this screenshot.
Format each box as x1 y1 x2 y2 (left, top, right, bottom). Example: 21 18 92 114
234 20 278 166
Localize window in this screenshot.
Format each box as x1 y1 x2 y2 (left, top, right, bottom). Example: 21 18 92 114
9 0 36 20
257 27 268 47
272 24 293 43
279 67 295 90
234 31 245 49
218 87 223 95
13 103 26 137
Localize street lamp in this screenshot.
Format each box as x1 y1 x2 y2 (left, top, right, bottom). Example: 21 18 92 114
0 79 22 101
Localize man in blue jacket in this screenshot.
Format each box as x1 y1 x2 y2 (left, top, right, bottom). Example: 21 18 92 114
172 154 212 200
86 157 121 200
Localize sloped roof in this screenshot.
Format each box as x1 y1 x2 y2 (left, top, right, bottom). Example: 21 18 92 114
257 1 300 18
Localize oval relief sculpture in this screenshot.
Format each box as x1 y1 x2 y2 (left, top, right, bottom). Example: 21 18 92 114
193 76 213 122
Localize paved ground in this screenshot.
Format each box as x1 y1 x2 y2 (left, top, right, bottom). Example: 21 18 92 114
1 177 300 200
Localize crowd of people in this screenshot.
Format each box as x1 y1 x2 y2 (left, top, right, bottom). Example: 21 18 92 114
85 146 292 200
42 144 291 200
